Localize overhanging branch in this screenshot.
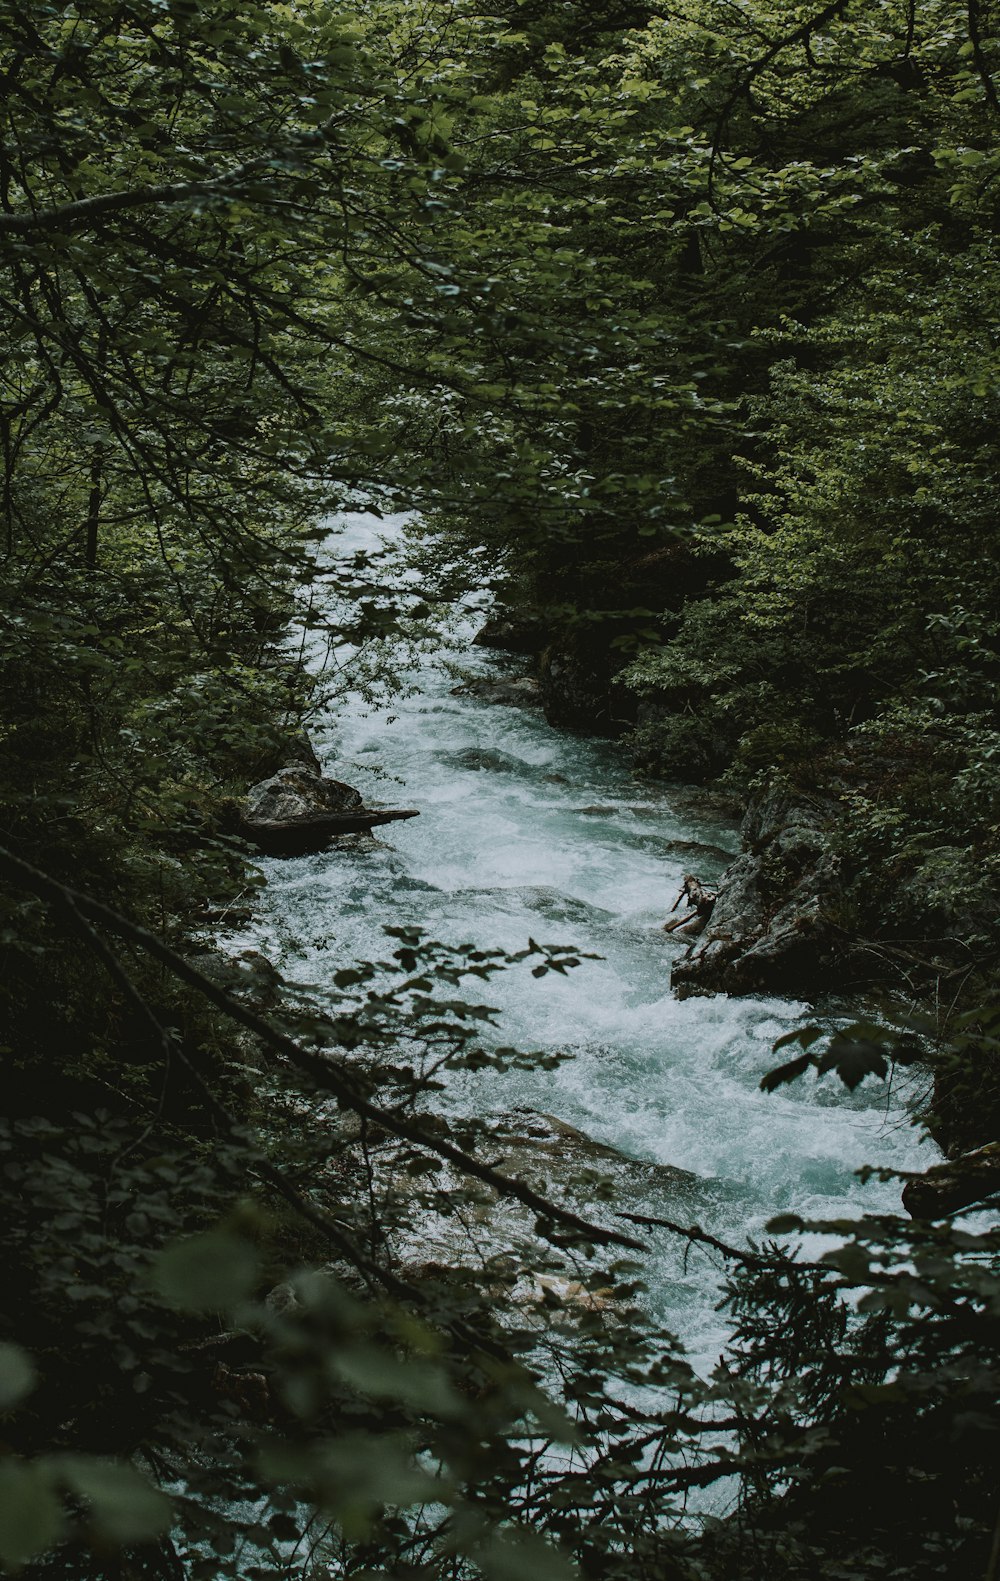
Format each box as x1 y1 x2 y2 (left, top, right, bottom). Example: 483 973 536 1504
0 160 272 237
0 842 643 1253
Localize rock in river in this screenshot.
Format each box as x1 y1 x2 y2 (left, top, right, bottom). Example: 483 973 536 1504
671 792 842 997
244 764 363 823
484 1108 696 1195
450 674 542 709
240 763 418 857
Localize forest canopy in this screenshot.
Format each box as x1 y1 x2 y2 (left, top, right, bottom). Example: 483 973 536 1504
1 1 999 1579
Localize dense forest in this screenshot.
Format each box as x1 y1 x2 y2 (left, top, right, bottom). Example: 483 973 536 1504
2 1 1000 1578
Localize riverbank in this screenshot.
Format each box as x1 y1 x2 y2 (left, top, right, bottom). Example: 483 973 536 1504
230 512 934 1370
465 591 1000 1165
2 507 993 1581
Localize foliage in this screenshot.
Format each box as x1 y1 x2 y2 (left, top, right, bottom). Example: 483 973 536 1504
3 1 1000 1579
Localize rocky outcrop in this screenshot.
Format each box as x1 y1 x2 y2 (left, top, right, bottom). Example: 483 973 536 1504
240 763 418 856
902 1142 1000 1218
475 604 645 735
473 609 548 654
538 638 636 735
671 793 843 997
471 611 632 732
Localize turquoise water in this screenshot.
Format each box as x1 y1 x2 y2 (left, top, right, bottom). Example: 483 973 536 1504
236 512 934 1371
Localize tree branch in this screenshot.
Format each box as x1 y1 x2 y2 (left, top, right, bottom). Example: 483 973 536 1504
615 1208 830 1275
0 161 271 237
708 0 856 197
0 843 644 1252
968 0 1000 117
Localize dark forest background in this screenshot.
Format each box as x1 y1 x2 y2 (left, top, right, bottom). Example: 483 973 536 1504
1 2 999 1577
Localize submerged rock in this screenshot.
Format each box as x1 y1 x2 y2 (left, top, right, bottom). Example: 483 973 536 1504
240 763 418 856
441 746 528 775
452 885 616 926
451 675 542 709
483 1108 697 1195
527 1272 619 1314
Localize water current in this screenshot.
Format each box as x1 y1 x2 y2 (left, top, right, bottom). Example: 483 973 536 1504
236 512 934 1375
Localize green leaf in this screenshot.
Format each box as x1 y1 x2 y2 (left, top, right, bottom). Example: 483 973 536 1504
151 1229 258 1311
816 1040 888 1091
0 1345 36 1413
760 1052 814 1093
771 1025 822 1053
0 1462 64 1572
476 1528 577 1581
259 1435 444 1536
765 1214 803 1236
58 1459 170 1545
331 1346 463 1419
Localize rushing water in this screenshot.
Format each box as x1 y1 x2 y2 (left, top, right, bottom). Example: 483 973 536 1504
235 512 934 1372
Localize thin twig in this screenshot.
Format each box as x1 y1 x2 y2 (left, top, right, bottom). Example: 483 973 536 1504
615 1208 830 1275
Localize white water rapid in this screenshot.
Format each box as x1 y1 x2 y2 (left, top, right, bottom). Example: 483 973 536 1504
237 512 934 1373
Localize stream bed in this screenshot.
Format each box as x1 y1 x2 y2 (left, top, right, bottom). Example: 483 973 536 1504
235 512 934 1373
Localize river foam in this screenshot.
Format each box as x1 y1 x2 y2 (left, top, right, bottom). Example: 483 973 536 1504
237 512 934 1372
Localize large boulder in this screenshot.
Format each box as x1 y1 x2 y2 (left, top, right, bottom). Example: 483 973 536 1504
671 793 843 997
243 764 364 824
902 1142 1000 1218
240 764 417 856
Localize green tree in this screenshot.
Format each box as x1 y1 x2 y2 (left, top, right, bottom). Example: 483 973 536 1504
3 2 1000 1578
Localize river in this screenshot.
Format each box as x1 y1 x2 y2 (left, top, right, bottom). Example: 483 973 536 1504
235 511 933 1374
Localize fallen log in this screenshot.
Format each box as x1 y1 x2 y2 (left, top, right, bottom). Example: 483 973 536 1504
674 874 718 914
664 874 717 936
240 808 419 857
663 912 707 938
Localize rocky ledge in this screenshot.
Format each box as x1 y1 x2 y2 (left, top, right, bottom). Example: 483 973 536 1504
240 760 418 857
670 792 845 997
472 609 548 655
902 1141 1000 1218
